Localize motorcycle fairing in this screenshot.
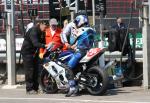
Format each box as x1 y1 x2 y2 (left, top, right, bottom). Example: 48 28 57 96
58 51 74 62
43 61 68 87
80 48 105 63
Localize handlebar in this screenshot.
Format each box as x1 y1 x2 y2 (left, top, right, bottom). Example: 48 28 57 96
43 42 63 59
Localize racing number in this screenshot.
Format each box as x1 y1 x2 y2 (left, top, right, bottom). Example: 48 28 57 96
87 48 101 57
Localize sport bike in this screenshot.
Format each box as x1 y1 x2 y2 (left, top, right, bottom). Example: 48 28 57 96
39 27 114 95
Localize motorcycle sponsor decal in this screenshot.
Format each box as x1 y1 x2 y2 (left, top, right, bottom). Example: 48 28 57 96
87 48 102 57
80 48 103 63
59 54 72 61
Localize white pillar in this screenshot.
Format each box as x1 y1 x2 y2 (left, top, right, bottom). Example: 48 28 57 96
142 5 150 89
92 0 95 26
98 13 105 69
6 12 16 85
75 0 78 13
71 12 74 21
6 0 16 86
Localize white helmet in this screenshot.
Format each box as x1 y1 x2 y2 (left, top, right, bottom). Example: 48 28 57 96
74 15 88 28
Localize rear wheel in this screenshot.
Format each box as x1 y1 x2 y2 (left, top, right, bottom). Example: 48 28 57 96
39 69 58 93
86 66 108 95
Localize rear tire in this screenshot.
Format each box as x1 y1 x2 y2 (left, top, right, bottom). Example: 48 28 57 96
39 69 58 93
86 66 108 95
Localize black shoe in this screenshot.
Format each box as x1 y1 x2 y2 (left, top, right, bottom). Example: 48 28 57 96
65 87 79 97
26 90 38 95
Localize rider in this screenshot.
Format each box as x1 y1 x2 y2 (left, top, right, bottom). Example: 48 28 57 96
61 15 96 97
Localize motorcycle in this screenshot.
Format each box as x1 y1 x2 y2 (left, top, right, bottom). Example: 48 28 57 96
39 27 112 95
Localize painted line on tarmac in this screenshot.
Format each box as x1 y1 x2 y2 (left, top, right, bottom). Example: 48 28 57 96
0 97 149 103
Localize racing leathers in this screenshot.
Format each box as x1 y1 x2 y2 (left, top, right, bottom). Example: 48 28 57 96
61 22 96 97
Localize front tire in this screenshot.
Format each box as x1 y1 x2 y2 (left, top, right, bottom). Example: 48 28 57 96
86 66 108 95
39 69 58 93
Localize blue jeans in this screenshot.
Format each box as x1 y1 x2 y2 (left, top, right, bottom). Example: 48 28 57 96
67 52 82 69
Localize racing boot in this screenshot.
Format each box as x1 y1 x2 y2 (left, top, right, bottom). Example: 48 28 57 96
65 80 78 97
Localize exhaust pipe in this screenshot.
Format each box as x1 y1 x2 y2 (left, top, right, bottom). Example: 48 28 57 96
103 60 117 70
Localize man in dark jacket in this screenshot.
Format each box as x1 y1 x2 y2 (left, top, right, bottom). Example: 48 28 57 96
21 20 48 94
109 17 130 56
112 17 126 30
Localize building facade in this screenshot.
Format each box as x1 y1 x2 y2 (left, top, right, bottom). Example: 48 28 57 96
0 0 143 35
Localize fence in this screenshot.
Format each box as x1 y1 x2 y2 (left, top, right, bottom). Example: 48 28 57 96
0 0 50 34
0 0 144 35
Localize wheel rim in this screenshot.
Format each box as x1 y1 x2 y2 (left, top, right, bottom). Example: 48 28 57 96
88 71 103 91
90 76 98 87
41 70 57 92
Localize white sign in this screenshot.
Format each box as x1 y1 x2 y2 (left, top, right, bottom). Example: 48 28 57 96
0 38 24 52
0 39 6 51
5 0 11 11
16 38 24 51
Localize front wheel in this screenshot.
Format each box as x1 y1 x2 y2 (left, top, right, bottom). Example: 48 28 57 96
86 66 108 95
39 69 58 93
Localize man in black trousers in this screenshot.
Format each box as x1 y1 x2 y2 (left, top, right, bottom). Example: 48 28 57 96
21 20 48 94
